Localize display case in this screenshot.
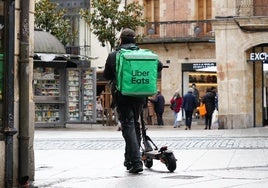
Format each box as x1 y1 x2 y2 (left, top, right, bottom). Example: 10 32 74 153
188 72 217 98
33 67 61 96
35 103 63 123
33 67 66 127
66 68 96 123
67 69 80 121
82 69 95 121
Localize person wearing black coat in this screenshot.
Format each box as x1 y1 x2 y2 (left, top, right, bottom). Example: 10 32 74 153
150 91 165 126
103 28 144 174
182 88 197 130
103 28 162 174
202 88 216 129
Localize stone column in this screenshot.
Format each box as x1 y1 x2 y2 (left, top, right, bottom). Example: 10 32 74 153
214 19 253 129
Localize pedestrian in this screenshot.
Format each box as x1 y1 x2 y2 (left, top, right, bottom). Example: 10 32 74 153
149 91 165 126
191 83 200 118
170 92 183 128
96 97 103 118
103 28 162 173
202 88 216 129
147 98 155 125
182 88 197 130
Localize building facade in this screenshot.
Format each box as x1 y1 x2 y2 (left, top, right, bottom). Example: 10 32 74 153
1 0 268 186
128 0 268 129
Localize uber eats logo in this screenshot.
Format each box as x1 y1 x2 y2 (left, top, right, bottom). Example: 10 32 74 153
131 70 150 84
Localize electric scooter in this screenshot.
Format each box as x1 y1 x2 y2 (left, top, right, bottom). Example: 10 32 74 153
140 112 177 172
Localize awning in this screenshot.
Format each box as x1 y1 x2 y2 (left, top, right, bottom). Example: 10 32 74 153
34 30 66 54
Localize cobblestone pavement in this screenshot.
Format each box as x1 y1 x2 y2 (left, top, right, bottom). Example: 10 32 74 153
34 136 268 150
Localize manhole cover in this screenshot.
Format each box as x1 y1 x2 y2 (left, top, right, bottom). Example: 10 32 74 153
164 175 203 179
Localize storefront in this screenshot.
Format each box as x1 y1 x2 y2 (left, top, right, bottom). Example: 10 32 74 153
182 62 217 99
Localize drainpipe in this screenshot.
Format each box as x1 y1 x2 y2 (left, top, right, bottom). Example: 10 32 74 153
3 0 17 187
18 0 31 183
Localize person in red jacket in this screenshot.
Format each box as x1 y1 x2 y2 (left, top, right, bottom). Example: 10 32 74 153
170 92 183 128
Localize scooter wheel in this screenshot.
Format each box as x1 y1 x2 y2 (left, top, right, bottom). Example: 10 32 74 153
144 158 153 169
165 153 176 172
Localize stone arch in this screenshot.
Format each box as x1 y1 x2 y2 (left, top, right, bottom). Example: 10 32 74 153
241 33 268 52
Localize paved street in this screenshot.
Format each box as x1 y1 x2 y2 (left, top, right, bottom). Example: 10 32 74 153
33 125 268 188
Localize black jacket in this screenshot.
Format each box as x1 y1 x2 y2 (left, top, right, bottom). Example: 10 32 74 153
203 91 216 115
103 43 134 81
150 93 165 113
103 44 144 106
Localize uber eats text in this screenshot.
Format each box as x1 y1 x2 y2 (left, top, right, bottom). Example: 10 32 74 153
131 70 150 84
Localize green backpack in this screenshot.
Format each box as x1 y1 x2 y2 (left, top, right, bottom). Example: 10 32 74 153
116 47 159 97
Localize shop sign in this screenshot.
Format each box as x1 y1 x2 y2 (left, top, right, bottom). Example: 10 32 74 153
192 63 215 69
249 52 268 61
182 62 216 71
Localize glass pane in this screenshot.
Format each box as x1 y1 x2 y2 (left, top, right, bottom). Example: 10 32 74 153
82 69 94 121
33 67 60 96
35 104 60 123
67 70 80 121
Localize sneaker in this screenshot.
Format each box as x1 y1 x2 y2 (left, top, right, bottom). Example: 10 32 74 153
129 163 143 173
124 161 132 170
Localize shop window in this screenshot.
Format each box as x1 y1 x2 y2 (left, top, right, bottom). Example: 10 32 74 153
35 104 61 123
33 67 60 96
189 72 217 98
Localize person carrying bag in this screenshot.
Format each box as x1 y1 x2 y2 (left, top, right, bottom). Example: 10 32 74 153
170 92 183 128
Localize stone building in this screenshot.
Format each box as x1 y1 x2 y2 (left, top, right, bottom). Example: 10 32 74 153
129 0 268 129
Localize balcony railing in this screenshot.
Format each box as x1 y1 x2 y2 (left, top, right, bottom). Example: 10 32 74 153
137 20 214 44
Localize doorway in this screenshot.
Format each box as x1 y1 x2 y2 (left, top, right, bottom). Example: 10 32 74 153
249 45 268 127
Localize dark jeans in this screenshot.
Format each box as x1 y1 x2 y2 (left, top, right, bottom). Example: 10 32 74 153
156 112 164 125
116 101 143 165
205 113 213 129
185 110 193 128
